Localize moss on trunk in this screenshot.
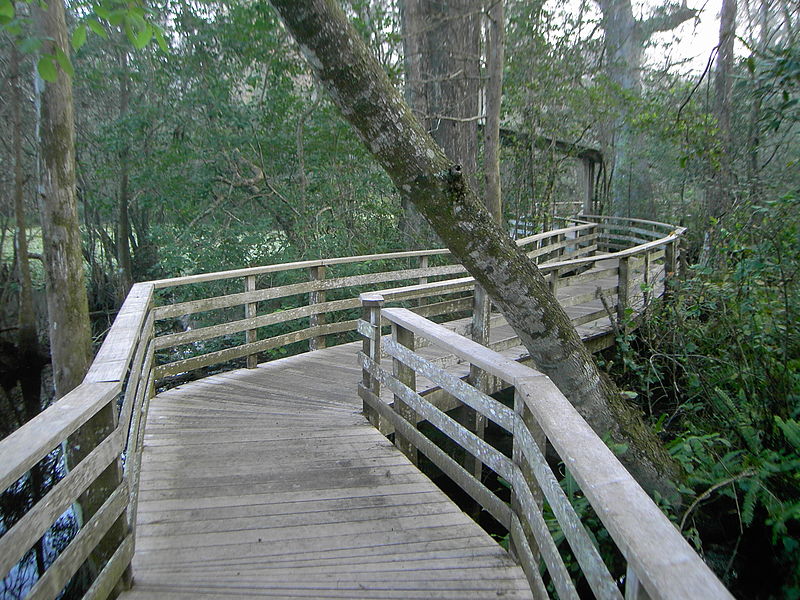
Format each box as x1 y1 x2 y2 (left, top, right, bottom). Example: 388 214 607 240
271 0 680 500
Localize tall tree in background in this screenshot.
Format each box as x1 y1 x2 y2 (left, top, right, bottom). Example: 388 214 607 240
484 0 504 222
35 0 92 398
117 46 134 298
597 0 695 216
400 0 481 244
271 0 679 499
35 0 127 581
709 0 737 221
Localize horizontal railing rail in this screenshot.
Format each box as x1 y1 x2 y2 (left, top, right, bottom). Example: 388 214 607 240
0 283 155 600
357 305 731 600
0 216 686 599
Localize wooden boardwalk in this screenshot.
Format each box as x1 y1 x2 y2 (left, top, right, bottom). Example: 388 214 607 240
121 259 643 599
7 219 724 600
122 345 533 599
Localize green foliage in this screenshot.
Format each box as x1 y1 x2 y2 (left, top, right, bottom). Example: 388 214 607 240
603 194 800 596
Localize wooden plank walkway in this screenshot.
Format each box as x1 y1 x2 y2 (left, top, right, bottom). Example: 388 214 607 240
121 257 660 598
122 346 533 599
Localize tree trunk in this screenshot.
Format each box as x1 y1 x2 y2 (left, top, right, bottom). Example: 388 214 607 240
117 49 134 298
12 40 48 580
399 0 431 245
400 0 481 245
35 0 92 398
709 0 738 221
35 0 129 588
484 0 504 223
270 0 680 500
597 0 695 218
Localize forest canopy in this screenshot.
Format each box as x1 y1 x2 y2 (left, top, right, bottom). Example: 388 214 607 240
1 0 798 597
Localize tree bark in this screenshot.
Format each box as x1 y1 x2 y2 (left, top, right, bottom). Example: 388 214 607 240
597 0 696 217
484 0 504 223
117 48 134 298
709 0 738 220
35 0 129 588
35 0 93 398
12 40 48 580
270 0 679 499
399 0 481 245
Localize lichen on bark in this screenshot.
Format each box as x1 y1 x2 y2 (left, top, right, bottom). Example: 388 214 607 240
271 0 680 499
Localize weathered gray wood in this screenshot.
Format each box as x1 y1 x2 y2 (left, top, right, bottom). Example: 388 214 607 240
154 320 357 377
0 382 120 493
514 417 621 599
150 248 454 289
508 514 550 600
413 296 472 319
391 324 418 464
154 263 466 320
84 532 134 600
154 296 361 350
626 564 652 600
359 384 512 529
308 265 327 351
0 427 125 579
245 275 258 368
557 265 618 288
126 368 155 531
125 347 530 599
86 283 154 383
511 465 579 600
361 296 383 429
379 338 516 431
514 376 732 600
118 312 153 435
617 256 630 324
25 483 129 600
572 307 612 327
360 353 513 481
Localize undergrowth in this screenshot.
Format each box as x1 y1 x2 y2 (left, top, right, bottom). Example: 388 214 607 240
601 194 800 598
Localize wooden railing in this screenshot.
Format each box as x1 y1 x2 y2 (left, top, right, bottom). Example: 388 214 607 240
0 283 155 600
0 216 688 599
357 306 732 600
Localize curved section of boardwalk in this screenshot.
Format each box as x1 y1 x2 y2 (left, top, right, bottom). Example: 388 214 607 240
123 346 533 599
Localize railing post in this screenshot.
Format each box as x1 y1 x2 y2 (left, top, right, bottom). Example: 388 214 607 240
361 295 383 429
642 250 651 308
308 265 326 351
417 255 428 306
392 322 418 465
665 240 677 279
245 275 257 368
549 269 559 296
625 564 652 600
510 384 546 563
617 255 630 329
469 285 491 479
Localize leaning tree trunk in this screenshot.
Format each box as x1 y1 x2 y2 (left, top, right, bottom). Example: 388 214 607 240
270 0 680 499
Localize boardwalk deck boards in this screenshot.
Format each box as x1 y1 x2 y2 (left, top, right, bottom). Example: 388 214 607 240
121 256 636 599
5 219 728 600
123 346 533 599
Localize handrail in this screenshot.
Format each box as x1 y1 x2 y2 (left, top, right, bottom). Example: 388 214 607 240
357 305 732 600
0 216 687 599
0 283 155 600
